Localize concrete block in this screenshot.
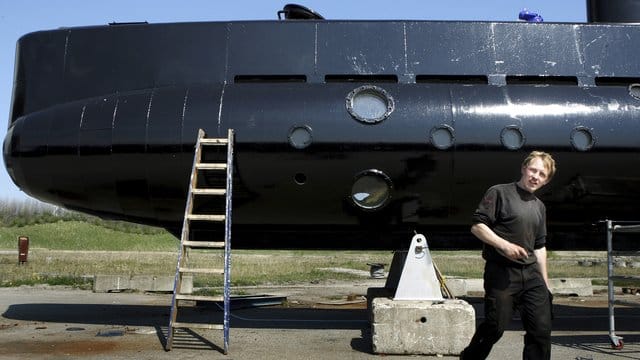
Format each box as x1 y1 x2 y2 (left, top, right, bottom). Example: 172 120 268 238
453 278 591 297
366 287 394 322
464 279 485 294
93 275 130 292
130 275 193 293
129 275 155 291
371 298 475 355
443 278 467 297
179 276 193 293
93 275 192 293
549 278 593 296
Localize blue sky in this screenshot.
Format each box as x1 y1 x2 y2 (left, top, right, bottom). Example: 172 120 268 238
0 0 586 202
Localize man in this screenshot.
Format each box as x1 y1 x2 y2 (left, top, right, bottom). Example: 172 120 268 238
461 151 556 360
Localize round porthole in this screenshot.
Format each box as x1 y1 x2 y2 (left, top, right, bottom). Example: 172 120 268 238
350 170 393 210
500 126 525 150
294 173 307 185
288 125 313 149
570 126 595 151
346 85 394 124
430 124 455 150
629 83 640 101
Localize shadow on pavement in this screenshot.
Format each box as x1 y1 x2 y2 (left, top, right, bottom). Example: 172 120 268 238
3 303 369 330
551 334 640 359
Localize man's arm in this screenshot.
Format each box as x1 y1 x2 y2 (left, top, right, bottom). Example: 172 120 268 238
534 246 550 289
470 223 529 262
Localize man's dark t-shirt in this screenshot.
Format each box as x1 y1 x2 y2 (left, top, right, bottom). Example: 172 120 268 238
472 182 547 266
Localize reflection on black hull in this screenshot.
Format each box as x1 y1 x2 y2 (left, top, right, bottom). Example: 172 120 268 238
4 8 640 249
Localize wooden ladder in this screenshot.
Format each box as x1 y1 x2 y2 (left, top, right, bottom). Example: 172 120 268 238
166 129 234 354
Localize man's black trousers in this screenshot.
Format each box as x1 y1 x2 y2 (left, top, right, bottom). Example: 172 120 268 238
462 261 552 360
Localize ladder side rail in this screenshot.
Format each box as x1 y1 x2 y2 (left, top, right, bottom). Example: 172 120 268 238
167 129 206 351
223 128 234 355
182 129 207 264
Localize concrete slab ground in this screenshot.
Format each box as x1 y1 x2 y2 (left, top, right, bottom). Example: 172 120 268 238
0 282 639 359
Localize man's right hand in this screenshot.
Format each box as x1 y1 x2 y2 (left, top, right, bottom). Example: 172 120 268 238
497 241 529 261
471 223 529 261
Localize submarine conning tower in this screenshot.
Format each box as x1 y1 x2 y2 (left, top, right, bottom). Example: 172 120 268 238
588 0 640 22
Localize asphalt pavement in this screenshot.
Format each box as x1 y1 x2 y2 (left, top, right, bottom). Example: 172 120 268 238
0 282 639 359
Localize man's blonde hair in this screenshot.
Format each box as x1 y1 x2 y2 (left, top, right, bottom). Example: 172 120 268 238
522 151 556 180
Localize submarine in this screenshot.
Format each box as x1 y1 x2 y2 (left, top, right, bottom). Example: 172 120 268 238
4 1 640 248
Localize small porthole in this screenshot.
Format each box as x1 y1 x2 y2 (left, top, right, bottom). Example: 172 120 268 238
570 126 595 151
294 173 307 185
430 125 455 150
629 84 640 101
346 85 394 124
500 126 525 150
350 170 393 210
288 125 313 149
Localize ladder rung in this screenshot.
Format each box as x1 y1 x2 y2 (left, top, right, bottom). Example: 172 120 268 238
192 188 226 195
172 322 224 330
187 214 225 222
183 240 225 248
179 267 224 275
200 138 229 145
196 163 227 170
176 294 225 302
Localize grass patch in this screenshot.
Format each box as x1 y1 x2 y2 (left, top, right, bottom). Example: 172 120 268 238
1 275 92 289
0 221 176 251
0 248 396 288
0 198 166 235
1 221 635 289
2 246 628 289
181 251 395 287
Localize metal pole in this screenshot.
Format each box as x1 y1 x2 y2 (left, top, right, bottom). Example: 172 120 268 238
606 220 614 336
606 220 621 347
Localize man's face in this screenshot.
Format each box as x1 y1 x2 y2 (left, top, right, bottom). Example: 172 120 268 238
519 157 550 193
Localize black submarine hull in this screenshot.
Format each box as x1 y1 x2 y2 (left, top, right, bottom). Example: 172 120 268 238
4 18 640 248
